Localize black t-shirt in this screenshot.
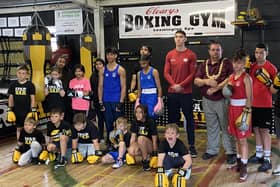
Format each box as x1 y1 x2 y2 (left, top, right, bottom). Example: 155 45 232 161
130 118 158 139
8 80 35 114
158 139 189 157
43 77 65 112
47 120 72 143
71 121 99 144
111 131 131 148
18 129 46 153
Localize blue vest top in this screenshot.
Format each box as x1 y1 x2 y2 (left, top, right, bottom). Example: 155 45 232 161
140 67 156 89
103 64 121 102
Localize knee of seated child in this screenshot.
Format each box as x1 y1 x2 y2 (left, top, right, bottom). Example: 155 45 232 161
47 143 56 152
137 136 146 144
30 141 40 149
101 154 113 164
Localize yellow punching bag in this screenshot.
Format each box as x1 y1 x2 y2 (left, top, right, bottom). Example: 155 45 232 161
22 25 51 103
80 33 97 79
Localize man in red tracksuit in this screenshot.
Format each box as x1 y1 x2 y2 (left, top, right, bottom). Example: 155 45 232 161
164 30 197 157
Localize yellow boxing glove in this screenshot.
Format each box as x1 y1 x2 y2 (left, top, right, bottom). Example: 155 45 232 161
6 107 16 124
273 72 280 89
12 146 21 163
128 90 137 103
235 107 251 131
26 107 38 121
48 152 56 161
254 68 272 87
154 167 169 187
71 149 84 164
125 153 136 165
87 150 102 164
172 168 191 187
39 150 49 162
149 151 158 169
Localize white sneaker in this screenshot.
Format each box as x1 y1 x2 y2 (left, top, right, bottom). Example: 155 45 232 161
272 165 280 176
112 160 123 169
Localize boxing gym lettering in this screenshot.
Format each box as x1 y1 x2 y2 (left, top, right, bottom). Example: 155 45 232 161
124 7 226 32
15 87 27 95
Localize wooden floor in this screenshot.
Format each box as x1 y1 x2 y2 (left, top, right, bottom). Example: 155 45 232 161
0 129 280 187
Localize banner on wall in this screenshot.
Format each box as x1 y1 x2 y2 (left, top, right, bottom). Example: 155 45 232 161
55 9 83 35
119 0 235 38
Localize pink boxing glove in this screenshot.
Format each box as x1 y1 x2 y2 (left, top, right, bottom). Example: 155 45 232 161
154 97 164 115
135 98 140 110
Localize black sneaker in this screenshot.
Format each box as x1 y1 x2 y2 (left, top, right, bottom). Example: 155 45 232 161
248 153 264 164
31 157 39 165
202 153 217 160
54 156 67 169
142 160 151 171
226 154 237 165
189 146 197 158
257 159 272 172
239 163 248 181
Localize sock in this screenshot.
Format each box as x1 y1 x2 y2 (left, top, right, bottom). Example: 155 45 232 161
256 145 263 158
241 159 248 164
237 154 241 159
264 150 271 162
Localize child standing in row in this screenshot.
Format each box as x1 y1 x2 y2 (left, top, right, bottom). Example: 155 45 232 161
7 65 36 140
226 49 252 181
69 64 91 115
135 55 163 118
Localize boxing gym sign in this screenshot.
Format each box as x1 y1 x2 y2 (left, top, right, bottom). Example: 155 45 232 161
119 0 234 38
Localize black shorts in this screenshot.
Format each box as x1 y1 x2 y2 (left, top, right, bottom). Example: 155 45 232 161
163 154 185 170
252 107 272 129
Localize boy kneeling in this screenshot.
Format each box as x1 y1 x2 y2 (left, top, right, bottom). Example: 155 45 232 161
155 124 192 187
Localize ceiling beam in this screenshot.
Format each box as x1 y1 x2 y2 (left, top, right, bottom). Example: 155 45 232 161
0 2 80 14
71 0 98 9
97 0 182 7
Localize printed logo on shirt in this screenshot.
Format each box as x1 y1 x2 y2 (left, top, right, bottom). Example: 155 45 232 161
78 132 90 140
73 84 84 90
167 151 179 158
15 87 27 95
170 58 176 62
49 85 60 93
147 75 151 79
51 130 60 142
183 58 188 63
112 72 117 78
25 137 36 145
138 126 148 136
105 73 109 77
236 81 241 87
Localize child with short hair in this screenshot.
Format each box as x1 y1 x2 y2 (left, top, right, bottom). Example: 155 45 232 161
7 65 36 140
43 66 65 113
155 123 192 187
46 108 72 167
71 113 102 164
69 64 91 115
101 116 131 169
12 117 46 166
226 49 252 181
128 104 158 171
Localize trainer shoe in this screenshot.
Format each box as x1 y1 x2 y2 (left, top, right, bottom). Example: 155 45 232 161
142 159 151 171
272 165 280 176
239 163 248 181
54 156 67 168
112 159 123 169
257 159 272 172
248 153 264 164
202 153 217 160
189 146 197 158
31 157 39 165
